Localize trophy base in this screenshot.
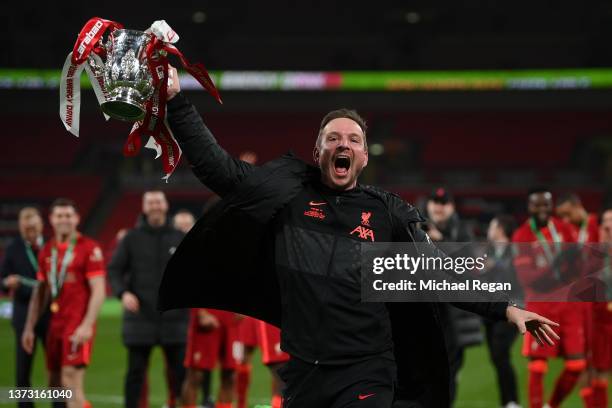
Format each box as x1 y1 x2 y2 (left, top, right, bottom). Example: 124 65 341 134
101 87 146 122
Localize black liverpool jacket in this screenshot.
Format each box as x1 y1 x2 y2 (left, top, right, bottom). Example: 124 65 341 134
158 93 509 407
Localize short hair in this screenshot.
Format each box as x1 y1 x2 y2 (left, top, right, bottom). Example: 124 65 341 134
19 207 41 222
49 198 78 213
316 109 368 148
493 214 517 239
556 192 582 207
527 186 552 197
143 190 166 197
599 206 612 224
174 209 194 217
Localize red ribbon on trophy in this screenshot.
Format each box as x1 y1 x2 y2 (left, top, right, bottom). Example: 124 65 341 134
60 17 222 180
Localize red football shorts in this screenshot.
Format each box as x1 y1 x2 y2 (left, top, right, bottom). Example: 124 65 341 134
238 316 259 348
257 321 289 365
184 309 240 370
45 326 94 371
591 302 612 371
522 302 585 358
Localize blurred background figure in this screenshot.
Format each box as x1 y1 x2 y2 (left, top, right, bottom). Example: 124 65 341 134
512 188 586 408
235 316 259 408
0 207 52 408
423 187 483 405
555 193 600 245
181 309 241 408
485 215 522 408
108 191 188 408
586 207 612 408
173 210 196 234
555 192 601 407
22 199 106 408
256 321 289 408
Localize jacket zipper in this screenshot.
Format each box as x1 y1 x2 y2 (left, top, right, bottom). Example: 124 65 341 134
312 234 338 364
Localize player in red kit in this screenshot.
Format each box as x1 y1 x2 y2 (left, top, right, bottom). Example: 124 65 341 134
585 207 612 408
555 193 601 407
513 188 585 408
181 308 240 408
257 321 289 408
555 193 600 246
22 198 106 408
234 317 288 408
235 316 258 408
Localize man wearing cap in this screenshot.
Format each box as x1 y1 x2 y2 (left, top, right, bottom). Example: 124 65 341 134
423 187 483 403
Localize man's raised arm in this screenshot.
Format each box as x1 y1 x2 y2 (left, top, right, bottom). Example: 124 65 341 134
166 66 255 197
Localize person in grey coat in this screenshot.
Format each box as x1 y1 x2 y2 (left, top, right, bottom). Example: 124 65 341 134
108 190 188 408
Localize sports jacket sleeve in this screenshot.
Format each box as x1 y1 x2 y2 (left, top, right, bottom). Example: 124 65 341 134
167 93 256 197
383 192 510 322
107 233 130 299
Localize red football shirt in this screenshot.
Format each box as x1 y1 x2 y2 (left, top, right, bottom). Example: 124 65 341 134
512 217 577 301
37 233 105 334
567 213 600 244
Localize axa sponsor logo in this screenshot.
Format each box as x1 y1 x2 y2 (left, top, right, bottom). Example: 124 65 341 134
350 225 375 241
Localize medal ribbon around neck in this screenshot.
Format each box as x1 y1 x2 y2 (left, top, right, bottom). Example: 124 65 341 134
529 217 562 266
49 236 77 300
577 217 589 245
22 239 44 288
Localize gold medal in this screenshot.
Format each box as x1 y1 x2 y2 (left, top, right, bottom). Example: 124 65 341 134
607 302 612 312
50 301 59 313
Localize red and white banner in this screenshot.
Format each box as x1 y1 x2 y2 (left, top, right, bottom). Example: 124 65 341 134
60 17 122 136
59 53 86 136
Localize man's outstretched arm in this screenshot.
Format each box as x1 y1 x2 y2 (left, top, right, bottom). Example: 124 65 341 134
408 223 560 346
166 66 255 197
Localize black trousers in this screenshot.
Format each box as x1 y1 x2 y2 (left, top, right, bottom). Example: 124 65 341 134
124 344 186 408
447 346 465 405
13 324 64 408
279 356 396 408
484 320 519 405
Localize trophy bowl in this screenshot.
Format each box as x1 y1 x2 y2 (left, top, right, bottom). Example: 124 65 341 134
99 29 154 121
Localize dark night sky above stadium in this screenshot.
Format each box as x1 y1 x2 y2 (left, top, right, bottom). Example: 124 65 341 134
3 1 612 70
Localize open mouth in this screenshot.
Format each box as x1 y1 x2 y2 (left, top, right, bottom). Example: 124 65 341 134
334 156 351 176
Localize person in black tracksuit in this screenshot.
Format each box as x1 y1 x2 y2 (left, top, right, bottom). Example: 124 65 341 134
157 69 561 408
275 181 397 407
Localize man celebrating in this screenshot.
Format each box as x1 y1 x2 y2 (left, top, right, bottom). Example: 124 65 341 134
22 199 106 408
513 188 585 408
159 67 559 407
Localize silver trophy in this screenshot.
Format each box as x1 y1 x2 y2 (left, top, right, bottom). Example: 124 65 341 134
98 29 154 121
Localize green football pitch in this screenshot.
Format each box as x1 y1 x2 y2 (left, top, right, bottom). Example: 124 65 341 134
0 300 582 407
